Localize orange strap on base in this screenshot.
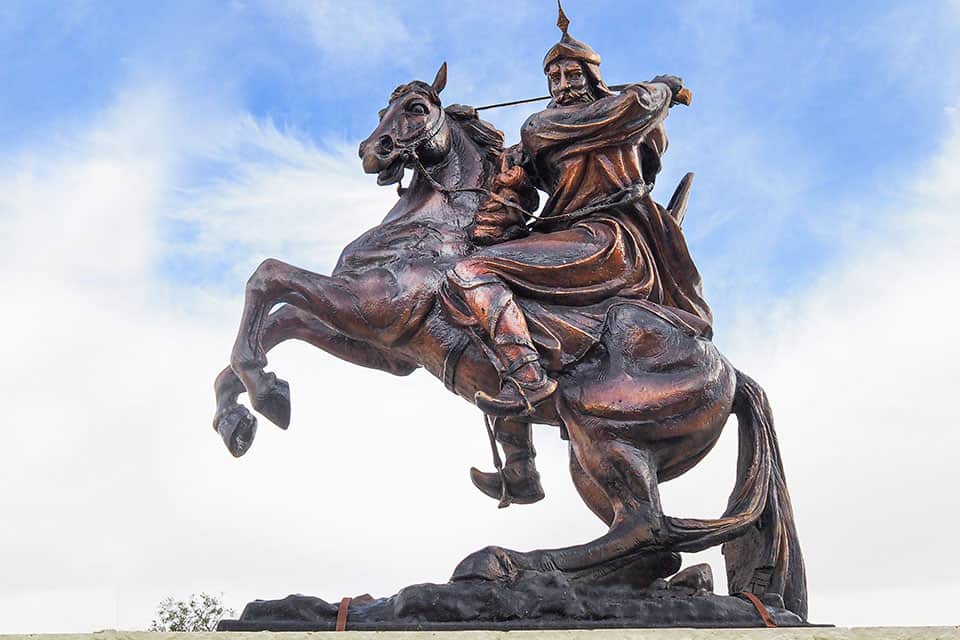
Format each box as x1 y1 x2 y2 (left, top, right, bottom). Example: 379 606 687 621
737 591 777 628
335 597 352 631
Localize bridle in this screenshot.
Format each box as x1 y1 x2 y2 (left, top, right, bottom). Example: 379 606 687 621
386 93 653 226
394 103 447 150
386 96 525 208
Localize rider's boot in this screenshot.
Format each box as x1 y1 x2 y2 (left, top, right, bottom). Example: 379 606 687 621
470 418 545 507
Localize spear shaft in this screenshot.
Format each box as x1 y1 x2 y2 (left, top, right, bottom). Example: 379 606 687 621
474 84 691 111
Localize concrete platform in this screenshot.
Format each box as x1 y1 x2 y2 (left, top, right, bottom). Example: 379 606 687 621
3 628 959 640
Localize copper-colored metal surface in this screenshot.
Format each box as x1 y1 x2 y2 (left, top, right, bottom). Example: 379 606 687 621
211 6 808 625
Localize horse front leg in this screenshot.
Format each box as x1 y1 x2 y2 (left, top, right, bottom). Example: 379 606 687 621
230 259 385 429
216 302 417 456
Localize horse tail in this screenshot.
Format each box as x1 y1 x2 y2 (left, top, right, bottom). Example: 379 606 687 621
663 369 807 620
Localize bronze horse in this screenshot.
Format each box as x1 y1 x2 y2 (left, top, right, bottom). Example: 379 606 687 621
212 65 807 619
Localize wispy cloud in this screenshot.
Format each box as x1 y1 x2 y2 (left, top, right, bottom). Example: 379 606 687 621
727 107 960 623
0 81 496 631
266 0 426 67
169 117 396 286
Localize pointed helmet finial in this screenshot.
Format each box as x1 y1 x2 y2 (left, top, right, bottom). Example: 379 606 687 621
543 1 603 72
557 0 570 35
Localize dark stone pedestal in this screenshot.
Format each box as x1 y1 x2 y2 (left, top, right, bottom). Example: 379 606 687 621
218 568 813 631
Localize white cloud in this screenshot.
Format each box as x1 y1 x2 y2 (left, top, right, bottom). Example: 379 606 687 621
0 82 593 632
266 0 425 66
717 107 960 624
172 116 396 281
0 86 174 287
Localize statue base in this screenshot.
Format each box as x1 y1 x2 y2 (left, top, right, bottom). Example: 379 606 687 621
218 565 816 631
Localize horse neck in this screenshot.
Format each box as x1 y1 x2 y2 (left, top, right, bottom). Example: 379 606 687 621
385 122 489 228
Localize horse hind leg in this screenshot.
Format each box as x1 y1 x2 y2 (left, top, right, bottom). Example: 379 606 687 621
453 398 679 584
569 442 613 527
566 440 681 587
549 400 681 583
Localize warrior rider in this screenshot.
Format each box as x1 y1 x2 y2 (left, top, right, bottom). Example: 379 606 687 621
442 7 713 505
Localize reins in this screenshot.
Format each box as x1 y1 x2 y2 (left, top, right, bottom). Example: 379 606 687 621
396 108 653 227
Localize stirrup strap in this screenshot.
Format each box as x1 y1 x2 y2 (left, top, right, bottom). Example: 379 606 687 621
483 414 510 507
503 352 542 377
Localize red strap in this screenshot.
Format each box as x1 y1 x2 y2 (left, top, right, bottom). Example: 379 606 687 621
335 597 352 631
738 591 777 628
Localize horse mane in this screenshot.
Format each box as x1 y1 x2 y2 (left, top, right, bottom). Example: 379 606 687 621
444 104 504 171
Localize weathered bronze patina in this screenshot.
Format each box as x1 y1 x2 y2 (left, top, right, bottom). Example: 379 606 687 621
212 4 808 629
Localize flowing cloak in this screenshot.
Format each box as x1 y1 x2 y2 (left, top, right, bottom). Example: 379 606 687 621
444 83 714 371
521 82 711 321
512 83 713 368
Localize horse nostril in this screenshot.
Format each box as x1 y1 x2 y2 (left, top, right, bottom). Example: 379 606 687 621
376 135 395 156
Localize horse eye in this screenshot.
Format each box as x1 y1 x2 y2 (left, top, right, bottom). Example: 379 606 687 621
408 103 428 116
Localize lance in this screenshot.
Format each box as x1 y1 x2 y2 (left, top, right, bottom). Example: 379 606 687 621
475 84 692 111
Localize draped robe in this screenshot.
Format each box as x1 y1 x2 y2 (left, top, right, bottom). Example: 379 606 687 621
448 83 714 370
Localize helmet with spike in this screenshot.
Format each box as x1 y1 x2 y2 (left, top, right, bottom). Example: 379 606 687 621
543 1 600 69
542 1 613 97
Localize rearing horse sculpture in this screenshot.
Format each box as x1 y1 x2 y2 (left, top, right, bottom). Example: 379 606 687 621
212 65 807 620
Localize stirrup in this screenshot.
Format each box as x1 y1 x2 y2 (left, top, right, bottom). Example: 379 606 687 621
475 355 558 417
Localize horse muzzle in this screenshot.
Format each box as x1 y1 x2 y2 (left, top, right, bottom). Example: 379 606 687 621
359 135 405 185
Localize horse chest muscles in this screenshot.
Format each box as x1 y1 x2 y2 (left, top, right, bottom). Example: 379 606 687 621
336 214 470 273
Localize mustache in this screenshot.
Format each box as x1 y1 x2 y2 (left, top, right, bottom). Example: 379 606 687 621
556 88 593 104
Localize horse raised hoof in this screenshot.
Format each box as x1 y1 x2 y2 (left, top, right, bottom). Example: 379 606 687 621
215 405 258 457
252 372 291 429
451 545 524 582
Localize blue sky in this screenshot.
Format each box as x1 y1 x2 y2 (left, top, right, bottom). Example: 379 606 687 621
5 0 959 315
1 0 959 632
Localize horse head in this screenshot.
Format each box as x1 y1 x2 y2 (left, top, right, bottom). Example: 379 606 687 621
359 62 451 187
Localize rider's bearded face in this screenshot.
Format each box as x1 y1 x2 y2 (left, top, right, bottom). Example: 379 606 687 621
547 59 595 107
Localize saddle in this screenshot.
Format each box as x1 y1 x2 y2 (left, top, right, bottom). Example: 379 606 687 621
519 296 711 373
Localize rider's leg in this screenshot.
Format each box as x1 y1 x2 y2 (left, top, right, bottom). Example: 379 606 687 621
470 417 545 506
443 219 638 416
447 263 556 416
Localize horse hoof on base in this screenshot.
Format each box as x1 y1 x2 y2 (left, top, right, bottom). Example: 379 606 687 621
451 545 521 582
668 562 714 593
253 374 291 429
215 405 258 457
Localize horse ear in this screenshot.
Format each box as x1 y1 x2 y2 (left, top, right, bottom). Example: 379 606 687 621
432 62 448 95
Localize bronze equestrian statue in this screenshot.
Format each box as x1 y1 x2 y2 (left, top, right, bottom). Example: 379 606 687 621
212 7 808 626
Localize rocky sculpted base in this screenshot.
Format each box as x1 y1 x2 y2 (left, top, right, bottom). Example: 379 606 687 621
218 566 812 631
